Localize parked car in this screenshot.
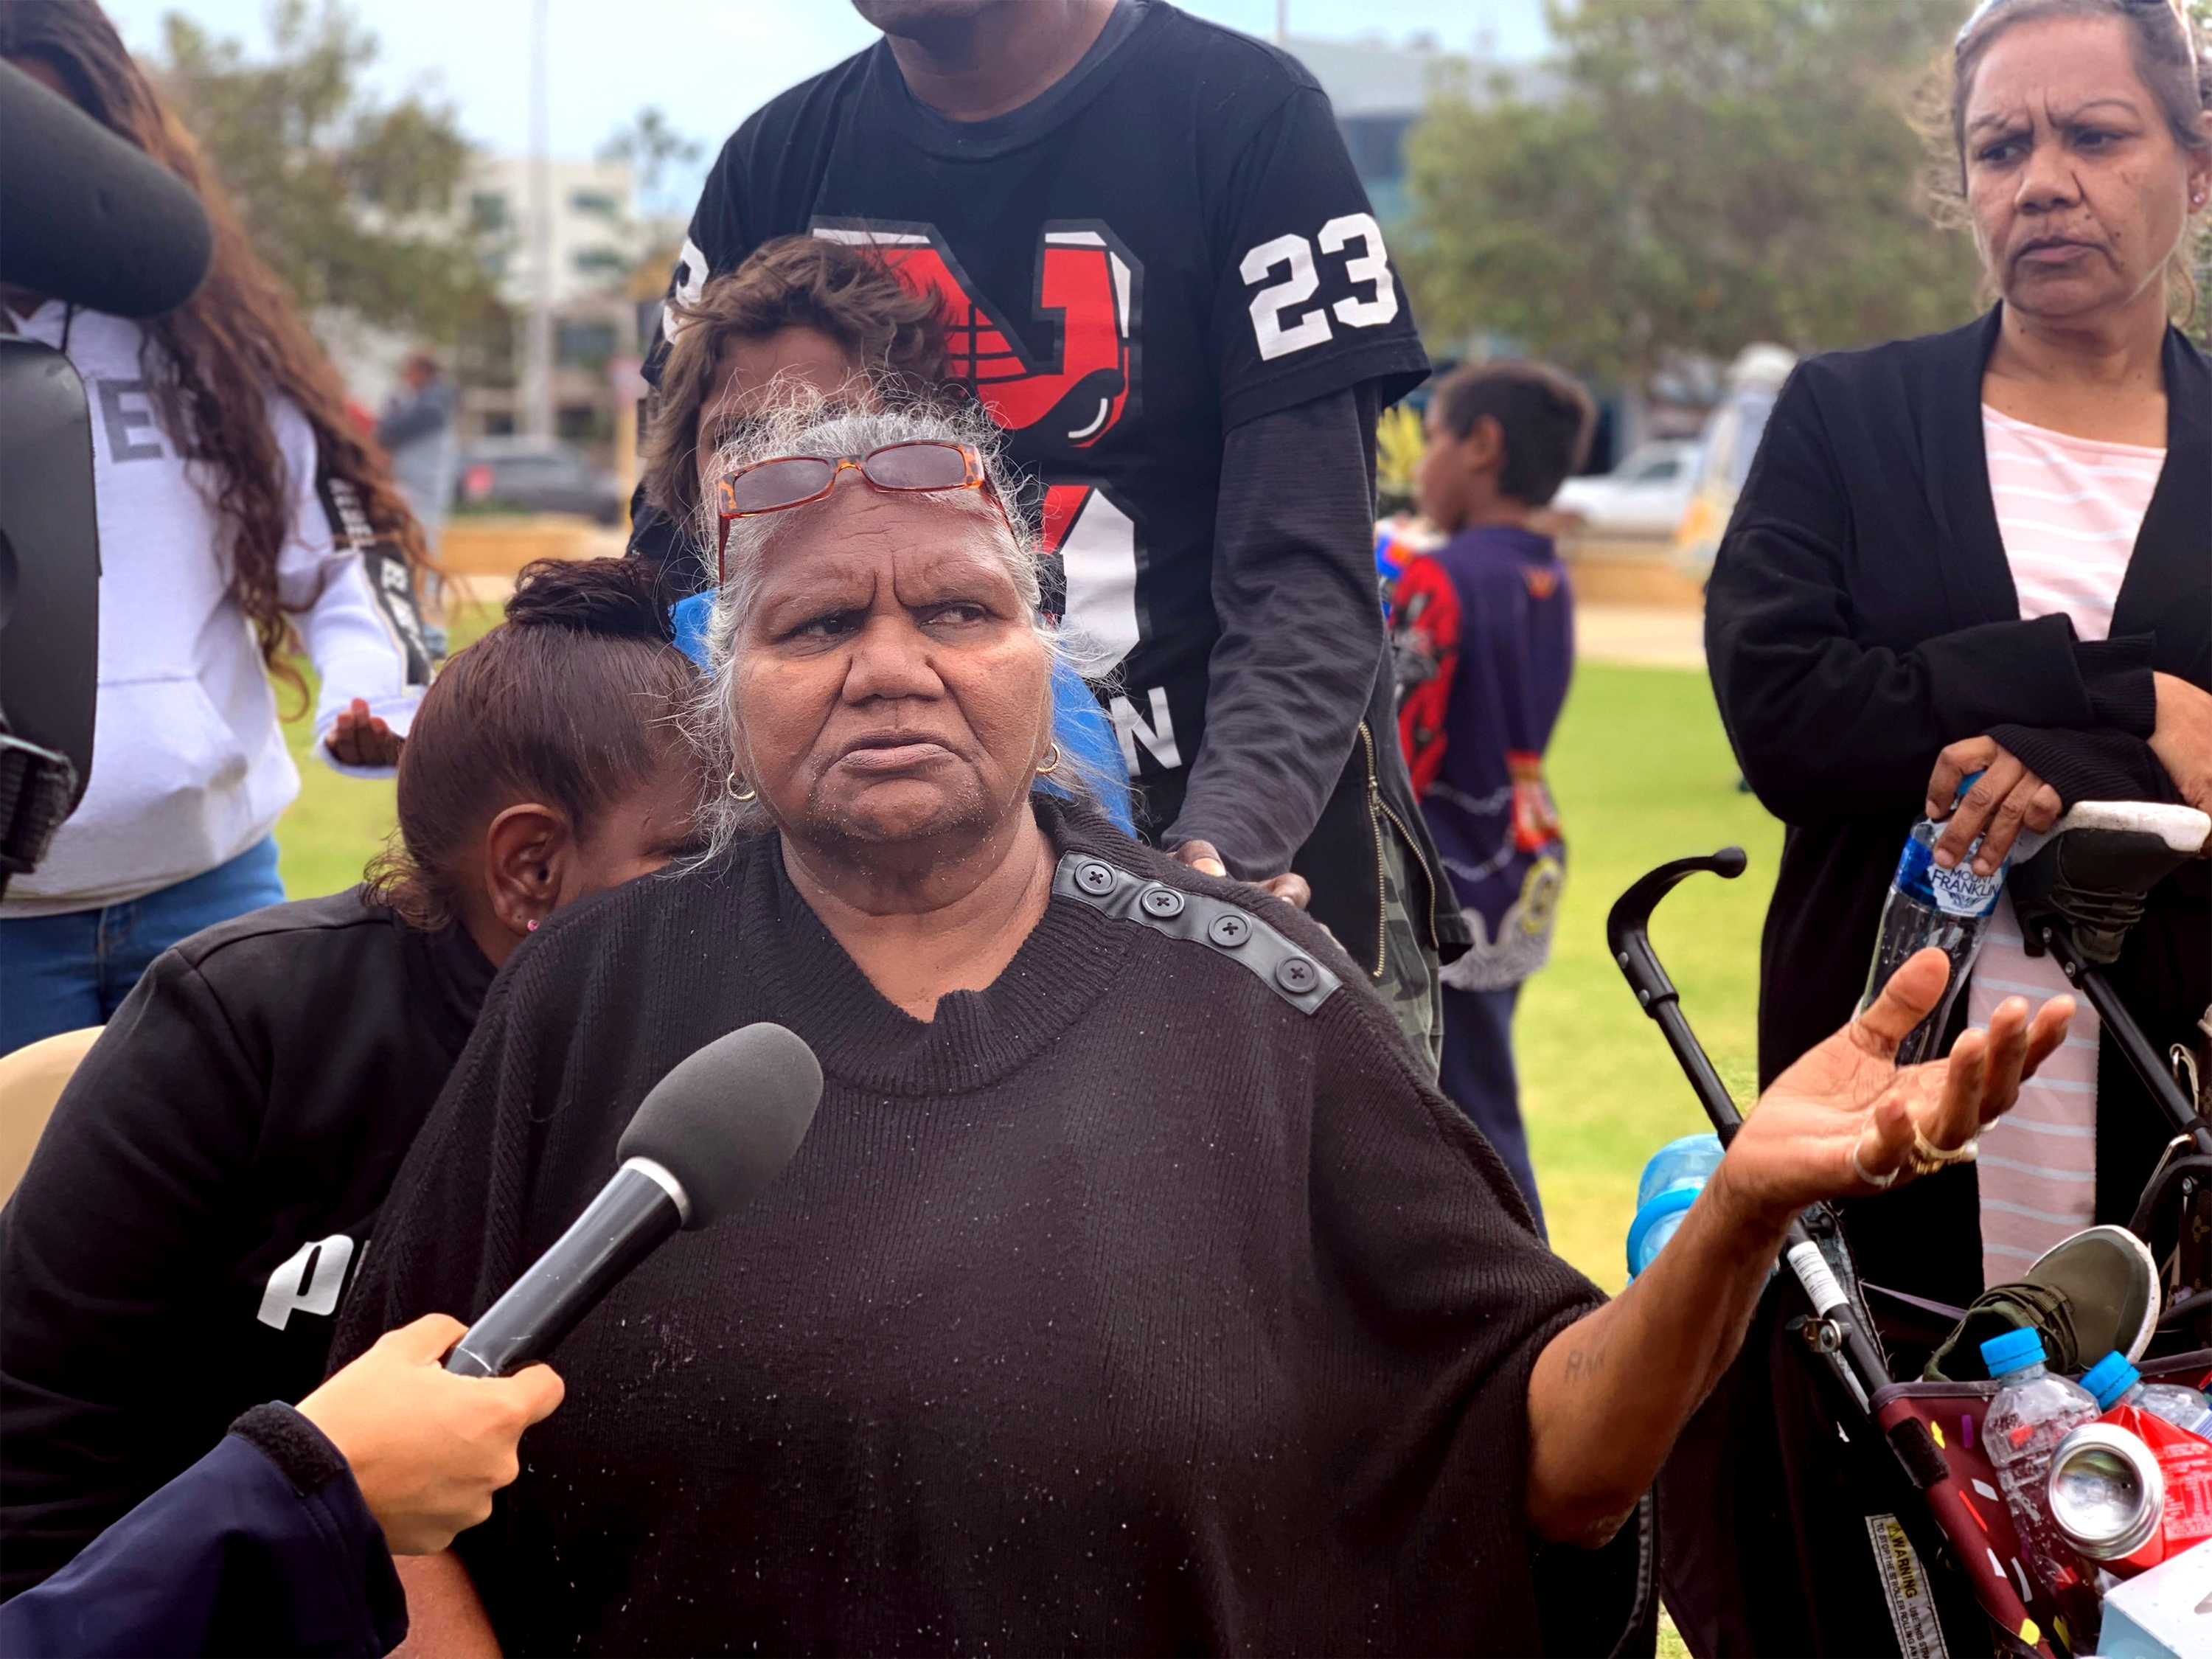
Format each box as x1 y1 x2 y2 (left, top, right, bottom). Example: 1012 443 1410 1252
454 439 625 525
1671 344 1798 582
1553 439 1701 540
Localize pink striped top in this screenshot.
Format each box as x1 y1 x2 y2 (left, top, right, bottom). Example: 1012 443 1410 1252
1970 404 2165 1284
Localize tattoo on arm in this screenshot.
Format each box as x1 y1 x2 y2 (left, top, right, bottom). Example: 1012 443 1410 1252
1562 1340 1610 1385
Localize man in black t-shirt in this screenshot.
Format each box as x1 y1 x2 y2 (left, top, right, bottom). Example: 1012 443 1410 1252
629 0 1468 1062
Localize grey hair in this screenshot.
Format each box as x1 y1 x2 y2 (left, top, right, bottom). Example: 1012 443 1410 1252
686 383 1122 858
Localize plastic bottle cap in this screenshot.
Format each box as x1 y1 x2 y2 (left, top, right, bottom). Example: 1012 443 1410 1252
2081 1351 2140 1410
1980 1327 2048 1377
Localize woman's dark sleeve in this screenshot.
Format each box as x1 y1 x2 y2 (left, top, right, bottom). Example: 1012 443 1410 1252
1304 993 1652 1655
0 953 265 1597
1705 370 2158 826
330 968 546 1371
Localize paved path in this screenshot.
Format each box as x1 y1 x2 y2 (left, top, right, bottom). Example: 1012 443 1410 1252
1576 603 1705 670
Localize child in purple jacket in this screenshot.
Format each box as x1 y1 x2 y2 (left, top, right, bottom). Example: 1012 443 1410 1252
1391 362 1596 1234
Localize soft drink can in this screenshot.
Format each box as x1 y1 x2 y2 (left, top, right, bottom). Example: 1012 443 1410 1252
2048 1422 2165 1561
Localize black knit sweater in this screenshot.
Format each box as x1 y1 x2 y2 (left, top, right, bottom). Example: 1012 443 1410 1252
337 797 1646 1655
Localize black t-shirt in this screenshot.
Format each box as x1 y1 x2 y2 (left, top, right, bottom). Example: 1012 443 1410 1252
635 1 1428 835
0 889 491 1597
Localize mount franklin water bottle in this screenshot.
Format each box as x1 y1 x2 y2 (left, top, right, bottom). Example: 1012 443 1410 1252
1859 779 2010 1065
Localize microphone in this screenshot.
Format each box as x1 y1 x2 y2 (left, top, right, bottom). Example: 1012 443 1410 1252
442 1023 823 1379
0 62 215 317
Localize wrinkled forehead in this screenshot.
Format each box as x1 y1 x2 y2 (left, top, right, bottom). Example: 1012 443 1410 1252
1965 13 2153 127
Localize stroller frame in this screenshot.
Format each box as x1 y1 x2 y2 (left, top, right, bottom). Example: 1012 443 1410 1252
1610 846 2211 1659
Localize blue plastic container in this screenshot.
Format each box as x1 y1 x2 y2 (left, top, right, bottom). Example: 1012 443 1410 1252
1627 1133 1725 1279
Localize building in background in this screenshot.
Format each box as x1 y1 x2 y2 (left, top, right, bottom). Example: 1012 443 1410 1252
1281 12 1554 231
458 155 650 463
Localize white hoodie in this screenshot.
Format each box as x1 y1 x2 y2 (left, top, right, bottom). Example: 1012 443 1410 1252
3 303 428 918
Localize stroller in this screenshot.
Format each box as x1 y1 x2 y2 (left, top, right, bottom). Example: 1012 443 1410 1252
1615 802 2212 1658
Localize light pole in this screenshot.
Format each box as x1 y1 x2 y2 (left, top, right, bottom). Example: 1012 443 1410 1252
521 0 554 439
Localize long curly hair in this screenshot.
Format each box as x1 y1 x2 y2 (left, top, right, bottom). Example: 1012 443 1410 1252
0 1 430 706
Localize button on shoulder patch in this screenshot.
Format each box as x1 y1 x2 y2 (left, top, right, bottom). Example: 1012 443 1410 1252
1052 852 1341 1015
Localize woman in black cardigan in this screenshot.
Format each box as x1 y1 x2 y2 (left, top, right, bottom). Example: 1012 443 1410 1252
1682 6 2209 1652
1708 0 2211 1312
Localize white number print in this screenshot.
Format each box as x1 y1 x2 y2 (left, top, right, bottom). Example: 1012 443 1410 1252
1239 232 1329 362
1320 212 1399 330
1239 215 1400 361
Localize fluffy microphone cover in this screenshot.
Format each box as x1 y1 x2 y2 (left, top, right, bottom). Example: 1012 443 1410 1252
617 1022 822 1230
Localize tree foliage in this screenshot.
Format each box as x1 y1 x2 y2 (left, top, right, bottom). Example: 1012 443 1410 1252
599 105 704 225
1402 0 1987 386
156 0 498 342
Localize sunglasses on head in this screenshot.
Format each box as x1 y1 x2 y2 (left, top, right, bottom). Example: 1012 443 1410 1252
712 440 1012 584
1956 0 2199 73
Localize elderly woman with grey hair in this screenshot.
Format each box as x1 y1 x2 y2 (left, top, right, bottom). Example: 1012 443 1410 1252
341 392 2073 1658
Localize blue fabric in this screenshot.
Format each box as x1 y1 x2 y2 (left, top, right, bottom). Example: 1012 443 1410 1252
0 1429 404 1658
1 835 285 1055
669 594 1135 835
1438 982 1545 1239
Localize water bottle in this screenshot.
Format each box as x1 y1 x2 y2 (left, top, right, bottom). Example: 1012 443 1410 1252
2083 1352 2212 1439
1984 1329 2104 1597
1626 1133 1725 1279
1860 783 2010 1065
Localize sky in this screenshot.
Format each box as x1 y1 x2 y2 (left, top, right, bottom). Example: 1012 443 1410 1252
100 0 1554 209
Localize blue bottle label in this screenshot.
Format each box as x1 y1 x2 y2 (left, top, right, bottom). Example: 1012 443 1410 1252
1893 833 2003 918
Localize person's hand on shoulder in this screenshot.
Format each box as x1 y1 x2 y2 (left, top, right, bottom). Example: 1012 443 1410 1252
299 1314 563 1555
2150 673 2212 827
1171 839 1313 911
325 697 406 768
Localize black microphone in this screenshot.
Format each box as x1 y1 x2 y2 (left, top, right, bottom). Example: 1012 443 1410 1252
443 1023 823 1379
0 62 215 317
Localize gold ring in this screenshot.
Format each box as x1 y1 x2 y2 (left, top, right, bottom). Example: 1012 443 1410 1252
1906 1127 1978 1178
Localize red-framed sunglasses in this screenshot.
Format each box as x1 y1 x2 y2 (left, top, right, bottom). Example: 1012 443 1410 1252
713 440 1012 583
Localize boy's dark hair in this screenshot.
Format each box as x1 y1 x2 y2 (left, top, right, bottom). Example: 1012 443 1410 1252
364 559 696 930
644 236 951 526
1430 361 1597 508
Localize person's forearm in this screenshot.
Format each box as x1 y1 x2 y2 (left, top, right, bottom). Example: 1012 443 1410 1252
1170 387 1381 874
1524 1170 1789 1547
394 1551 501 1657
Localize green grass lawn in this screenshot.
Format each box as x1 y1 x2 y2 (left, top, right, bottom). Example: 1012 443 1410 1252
277 639 1779 1294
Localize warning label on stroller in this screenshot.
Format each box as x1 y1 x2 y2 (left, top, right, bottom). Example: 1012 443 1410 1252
1866 1513 1950 1659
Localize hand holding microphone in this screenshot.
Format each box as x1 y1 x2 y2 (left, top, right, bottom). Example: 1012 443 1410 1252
299 1315 563 1554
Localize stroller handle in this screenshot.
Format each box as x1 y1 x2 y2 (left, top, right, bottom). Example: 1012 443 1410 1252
1607 846 1750 1140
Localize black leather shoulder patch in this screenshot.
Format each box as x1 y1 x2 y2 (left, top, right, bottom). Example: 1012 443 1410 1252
1052 852 1342 1015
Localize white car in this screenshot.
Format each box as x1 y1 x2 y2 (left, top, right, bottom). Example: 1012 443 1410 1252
1554 439 1700 540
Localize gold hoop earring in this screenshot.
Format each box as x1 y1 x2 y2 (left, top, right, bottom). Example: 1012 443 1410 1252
726 769 757 802
1035 742 1062 776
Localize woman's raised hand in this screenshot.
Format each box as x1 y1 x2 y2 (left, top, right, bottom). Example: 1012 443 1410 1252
1925 736 2061 876
1705 948 2073 1234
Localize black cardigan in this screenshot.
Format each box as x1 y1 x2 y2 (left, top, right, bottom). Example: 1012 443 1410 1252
1706 306 2211 1307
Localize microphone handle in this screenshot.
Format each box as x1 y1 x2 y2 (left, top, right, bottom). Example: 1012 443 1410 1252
444 1161 685 1377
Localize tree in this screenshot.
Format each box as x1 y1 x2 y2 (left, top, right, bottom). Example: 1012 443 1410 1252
599 105 704 225
156 0 500 344
1400 0 1986 387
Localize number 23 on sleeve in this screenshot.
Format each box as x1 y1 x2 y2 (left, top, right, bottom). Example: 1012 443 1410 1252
1239 212 1400 362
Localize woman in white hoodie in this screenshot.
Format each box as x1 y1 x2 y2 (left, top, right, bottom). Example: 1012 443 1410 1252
0 3 432 1054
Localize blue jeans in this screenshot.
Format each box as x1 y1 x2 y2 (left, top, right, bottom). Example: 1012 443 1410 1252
1438 983 1545 1239
1 837 285 1055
